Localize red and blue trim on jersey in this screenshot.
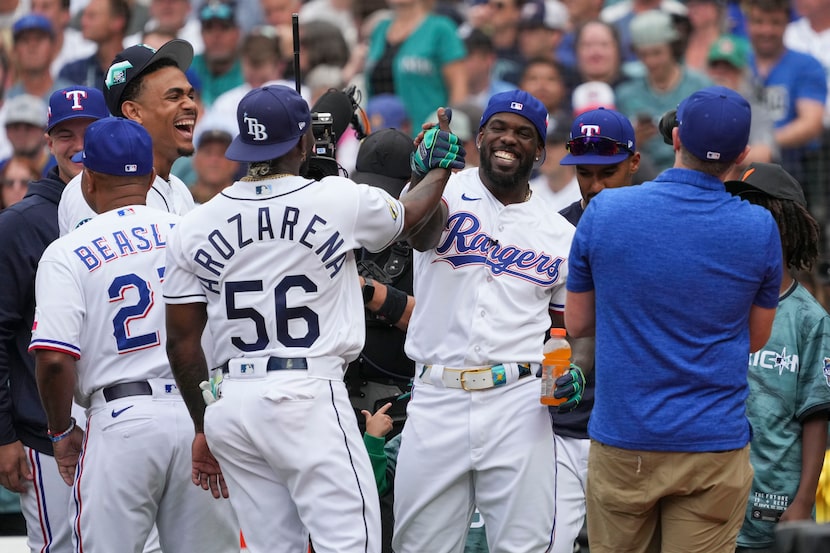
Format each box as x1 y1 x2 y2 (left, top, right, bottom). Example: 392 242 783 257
29 448 55 553
28 339 81 359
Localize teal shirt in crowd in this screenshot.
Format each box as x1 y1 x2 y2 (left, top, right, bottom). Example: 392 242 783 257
737 282 830 548
366 14 466 136
615 68 712 172
190 55 244 107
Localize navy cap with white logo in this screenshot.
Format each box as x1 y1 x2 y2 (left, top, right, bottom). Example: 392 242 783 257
225 84 311 163
72 117 154 177
47 87 109 133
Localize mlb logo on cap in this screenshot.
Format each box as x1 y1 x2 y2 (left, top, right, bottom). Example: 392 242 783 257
481 89 549 143
72 117 154 177
677 86 750 163
225 84 312 163
510 102 523 110
47 87 109 133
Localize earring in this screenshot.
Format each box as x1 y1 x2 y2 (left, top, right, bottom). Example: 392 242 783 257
535 156 539 161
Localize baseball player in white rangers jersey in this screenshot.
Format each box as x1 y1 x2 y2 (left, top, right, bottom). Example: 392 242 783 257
163 84 464 553
58 40 197 235
394 89 586 553
30 117 238 553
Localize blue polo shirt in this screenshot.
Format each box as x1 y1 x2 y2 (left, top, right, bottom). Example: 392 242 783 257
567 168 782 452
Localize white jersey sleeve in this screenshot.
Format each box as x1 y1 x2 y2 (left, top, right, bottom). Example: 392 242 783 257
31 206 181 406
58 172 95 236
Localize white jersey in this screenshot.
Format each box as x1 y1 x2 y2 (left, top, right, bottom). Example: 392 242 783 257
58 172 195 235
404 167 574 367
163 175 404 370
30 205 179 407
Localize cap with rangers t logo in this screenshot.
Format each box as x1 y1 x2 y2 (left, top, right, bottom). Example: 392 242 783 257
46 86 109 133
225 84 311 163
560 107 635 166
71 117 154 177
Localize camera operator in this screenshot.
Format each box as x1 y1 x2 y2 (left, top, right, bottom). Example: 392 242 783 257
347 129 418 436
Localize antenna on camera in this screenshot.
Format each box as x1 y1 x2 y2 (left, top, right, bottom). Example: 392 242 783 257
292 13 301 94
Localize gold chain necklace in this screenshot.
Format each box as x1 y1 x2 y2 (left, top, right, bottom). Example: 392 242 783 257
242 173 295 182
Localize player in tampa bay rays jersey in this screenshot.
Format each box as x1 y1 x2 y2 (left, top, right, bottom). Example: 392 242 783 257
58 40 197 235
163 84 464 553
394 89 584 553
29 118 238 553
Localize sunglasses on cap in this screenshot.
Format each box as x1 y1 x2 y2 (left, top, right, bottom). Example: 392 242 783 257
566 135 633 156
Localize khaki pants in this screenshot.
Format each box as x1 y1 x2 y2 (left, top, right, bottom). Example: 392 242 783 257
587 441 752 553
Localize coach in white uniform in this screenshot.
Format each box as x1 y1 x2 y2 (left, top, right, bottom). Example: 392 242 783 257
394 89 585 553
58 39 197 235
162 84 465 553
30 117 238 553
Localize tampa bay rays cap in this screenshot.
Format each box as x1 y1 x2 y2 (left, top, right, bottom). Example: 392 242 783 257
480 89 549 144
560 107 635 166
104 39 194 117
676 86 750 163
225 84 311 163
47 87 109 133
352 129 414 198
725 162 807 206
72 117 154 177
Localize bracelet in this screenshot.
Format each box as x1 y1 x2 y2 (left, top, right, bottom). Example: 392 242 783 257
48 417 76 443
374 285 408 325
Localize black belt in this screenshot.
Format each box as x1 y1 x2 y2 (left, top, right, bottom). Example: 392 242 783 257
220 357 308 374
102 381 152 402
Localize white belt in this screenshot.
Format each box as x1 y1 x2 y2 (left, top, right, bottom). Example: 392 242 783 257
418 363 536 391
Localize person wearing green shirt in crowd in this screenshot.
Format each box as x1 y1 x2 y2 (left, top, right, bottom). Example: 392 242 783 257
725 163 830 553
190 1 243 107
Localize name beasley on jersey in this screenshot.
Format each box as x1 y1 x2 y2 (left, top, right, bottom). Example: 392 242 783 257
73 223 173 271
436 212 564 286
194 207 348 293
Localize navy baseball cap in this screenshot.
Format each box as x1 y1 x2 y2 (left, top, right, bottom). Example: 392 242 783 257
13 14 54 40
725 162 807 206
480 89 549 143
104 39 194 117
72 117 154 177
677 86 750 162
560 107 635 166
225 85 311 163
47 87 109 133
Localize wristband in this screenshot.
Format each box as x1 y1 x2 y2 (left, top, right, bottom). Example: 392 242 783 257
374 285 408 325
362 276 376 305
48 417 76 443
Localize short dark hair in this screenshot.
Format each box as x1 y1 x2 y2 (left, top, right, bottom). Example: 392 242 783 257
464 29 495 56
741 0 791 15
118 57 178 115
109 0 131 35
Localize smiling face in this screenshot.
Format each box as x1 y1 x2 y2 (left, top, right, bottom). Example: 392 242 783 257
122 65 198 170
478 112 543 192
47 117 97 183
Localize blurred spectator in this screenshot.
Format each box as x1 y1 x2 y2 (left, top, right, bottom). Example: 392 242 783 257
600 0 688 65
206 31 310 133
126 0 203 54
615 9 712 172
191 1 243 107
299 20 350 78
519 57 571 134
463 28 516 110
9 14 74 101
518 0 569 61
259 0 302 76
744 0 826 229
484 0 526 84
32 0 96 79
306 64 346 105
299 0 358 48
573 19 627 87
3 94 52 174
529 124 581 211
684 0 731 71
706 34 777 169
0 155 40 209
189 119 238 203
557 0 604 67
365 0 467 137
58 0 130 90
0 0 30 29
192 0 264 34
366 93 410 135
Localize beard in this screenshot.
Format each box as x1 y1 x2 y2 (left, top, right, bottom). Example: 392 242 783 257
177 145 195 158
479 144 535 191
